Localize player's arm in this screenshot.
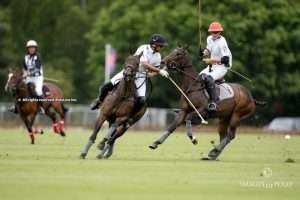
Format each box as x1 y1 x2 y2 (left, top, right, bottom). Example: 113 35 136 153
219 41 231 67
142 62 168 78
22 58 28 77
142 62 160 73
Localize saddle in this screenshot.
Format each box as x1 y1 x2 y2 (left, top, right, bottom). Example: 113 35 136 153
205 79 234 102
42 85 51 97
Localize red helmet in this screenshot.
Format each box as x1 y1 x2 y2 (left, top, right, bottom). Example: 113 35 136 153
208 22 224 32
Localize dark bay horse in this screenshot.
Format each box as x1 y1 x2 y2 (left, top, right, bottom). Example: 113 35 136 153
149 47 265 160
80 54 146 159
5 69 67 144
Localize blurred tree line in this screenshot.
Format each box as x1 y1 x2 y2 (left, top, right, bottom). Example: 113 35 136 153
0 0 299 120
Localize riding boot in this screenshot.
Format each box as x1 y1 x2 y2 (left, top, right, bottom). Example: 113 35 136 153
90 82 114 110
203 75 218 111
207 85 218 111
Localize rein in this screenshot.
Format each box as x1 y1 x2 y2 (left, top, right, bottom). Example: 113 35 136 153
171 65 206 93
174 66 199 82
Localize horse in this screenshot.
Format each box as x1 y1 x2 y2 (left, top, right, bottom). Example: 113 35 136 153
80 53 147 159
4 69 68 144
149 47 265 160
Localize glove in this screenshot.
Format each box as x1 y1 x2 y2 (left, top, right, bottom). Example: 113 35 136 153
202 58 212 64
22 71 28 78
159 69 169 78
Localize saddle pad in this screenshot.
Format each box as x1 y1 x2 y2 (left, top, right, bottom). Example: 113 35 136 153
217 83 234 101
204 83 234 101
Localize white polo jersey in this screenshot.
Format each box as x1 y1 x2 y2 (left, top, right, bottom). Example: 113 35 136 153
24 54 43 76
206 35 232 67
110 44 161 97
134 44 161 72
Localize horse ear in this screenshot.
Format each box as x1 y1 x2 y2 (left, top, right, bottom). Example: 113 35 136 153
8 67 17 74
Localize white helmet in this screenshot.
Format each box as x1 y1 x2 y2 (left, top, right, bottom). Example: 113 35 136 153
26 40 38 48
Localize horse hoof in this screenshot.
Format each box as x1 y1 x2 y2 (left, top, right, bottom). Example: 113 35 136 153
40 129 44 134
201 156 218 161
79 153 86 159
149 144 158 150
192 138 198 145
97 142 106 151
59 131 66 137
201 157 213 161
96 154 104 159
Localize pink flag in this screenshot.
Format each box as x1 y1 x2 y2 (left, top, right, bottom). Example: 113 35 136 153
105 44 117 82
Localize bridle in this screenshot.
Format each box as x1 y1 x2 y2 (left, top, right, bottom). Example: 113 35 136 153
7 73 27 94
123 64 137 80
164 51 206 92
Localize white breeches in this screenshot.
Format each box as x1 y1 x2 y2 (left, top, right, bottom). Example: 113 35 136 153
110 70 146 97
25 76 44 96
199 64 228 80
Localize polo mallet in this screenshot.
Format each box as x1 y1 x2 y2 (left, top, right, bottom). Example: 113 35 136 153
228 68 252 83
44 77 60 83
167 76 208 124
198 0 202 48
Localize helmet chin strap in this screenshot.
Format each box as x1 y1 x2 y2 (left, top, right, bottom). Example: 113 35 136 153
212 34 221 40
151 44 159 53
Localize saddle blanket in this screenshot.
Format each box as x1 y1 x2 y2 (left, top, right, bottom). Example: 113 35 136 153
205 83 234 101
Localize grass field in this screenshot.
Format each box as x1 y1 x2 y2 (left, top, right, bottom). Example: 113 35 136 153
0 128 299 200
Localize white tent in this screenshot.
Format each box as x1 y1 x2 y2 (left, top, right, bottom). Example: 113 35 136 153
266 117 300 132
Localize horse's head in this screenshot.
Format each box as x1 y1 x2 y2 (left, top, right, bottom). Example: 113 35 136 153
4 69 25 95
161 46 189 70
123 53 141 81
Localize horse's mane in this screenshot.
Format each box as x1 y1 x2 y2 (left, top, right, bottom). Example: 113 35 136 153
9 67 23 77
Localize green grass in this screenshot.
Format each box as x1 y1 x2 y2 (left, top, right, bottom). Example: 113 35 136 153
0 128 299 200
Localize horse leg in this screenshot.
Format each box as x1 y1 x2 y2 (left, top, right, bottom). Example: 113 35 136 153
185 111 201 145
185 109 209 145
80 114 106 159
97 115 130 159
55 103 67 136
185 120 197 144
104 126 127 158
97 122 118 151
206 116 237 160
21 114 37 144
97 123 125 159
149 111 187 149
99 106 147 158
45 107 62 136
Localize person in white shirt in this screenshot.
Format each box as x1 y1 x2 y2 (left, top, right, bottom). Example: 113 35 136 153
9 40 45 114
199 22 232 111
90 33 169 111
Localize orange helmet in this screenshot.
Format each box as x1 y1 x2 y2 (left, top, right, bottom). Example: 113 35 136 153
208 22 224 32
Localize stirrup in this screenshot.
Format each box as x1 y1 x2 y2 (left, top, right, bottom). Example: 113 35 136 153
90 99 102 110
207 102 217 111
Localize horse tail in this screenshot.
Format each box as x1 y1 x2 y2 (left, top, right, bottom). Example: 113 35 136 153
254 99 267 106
